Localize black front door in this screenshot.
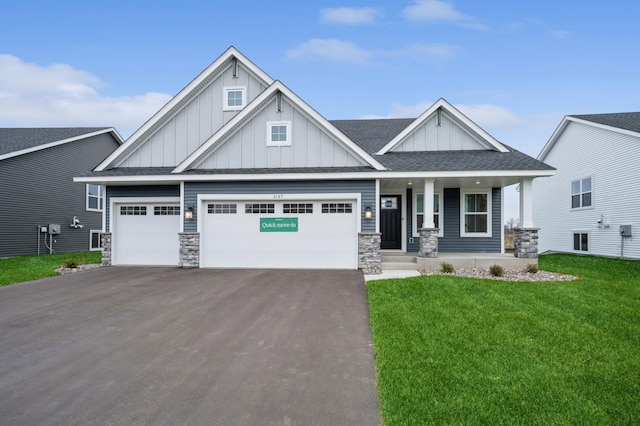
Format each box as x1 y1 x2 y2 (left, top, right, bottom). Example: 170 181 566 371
380 195 402 249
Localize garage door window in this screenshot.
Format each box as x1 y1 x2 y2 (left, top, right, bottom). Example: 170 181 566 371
283 203 313 214
322 203 353 213
154 206 180 215
208 203 237 214
245 203 275 214
120 206 147 215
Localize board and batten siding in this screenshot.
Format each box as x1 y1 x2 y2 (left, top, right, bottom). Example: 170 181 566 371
391 110 489 152
197 98 366 169
118 63 267 168
0 133 120 257
105 185 180 232
183 180 376 233
534 121 640 259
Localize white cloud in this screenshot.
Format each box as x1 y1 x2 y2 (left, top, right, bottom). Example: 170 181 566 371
286 39 372 65
0 54 171 137
402 0 488 30
320 7 381 25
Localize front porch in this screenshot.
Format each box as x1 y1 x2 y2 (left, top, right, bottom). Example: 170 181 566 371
380 251 537 271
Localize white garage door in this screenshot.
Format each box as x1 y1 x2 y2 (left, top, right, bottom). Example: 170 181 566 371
201 199 358 269
113 204 180 266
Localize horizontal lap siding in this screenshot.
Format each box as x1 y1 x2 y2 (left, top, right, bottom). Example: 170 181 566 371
184 180 375 233
407 187 501 253
0 133 119 257
105 185 180 232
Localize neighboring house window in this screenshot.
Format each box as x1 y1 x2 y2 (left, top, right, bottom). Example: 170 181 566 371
223 87 245 110
267 122 291 146
90 230 102 251
573 232 589 251
86 184 104 212
414 193 442 236
461 190 492 237
571 177 592 209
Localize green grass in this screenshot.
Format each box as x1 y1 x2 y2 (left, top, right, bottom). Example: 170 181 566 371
368 254 640 425
0 251 101 286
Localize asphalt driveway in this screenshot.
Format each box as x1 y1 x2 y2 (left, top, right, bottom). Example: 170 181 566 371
0 267 379 425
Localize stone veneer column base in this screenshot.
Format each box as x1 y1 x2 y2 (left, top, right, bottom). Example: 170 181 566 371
100 233 112 266
418 228 439 258
179 233 200 268
513 228 539 258
358 233 381 273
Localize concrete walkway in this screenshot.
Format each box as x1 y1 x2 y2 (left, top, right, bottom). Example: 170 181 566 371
0 267 380 425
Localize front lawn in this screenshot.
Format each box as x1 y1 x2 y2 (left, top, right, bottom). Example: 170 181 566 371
0 251 101 286
368 254 640 425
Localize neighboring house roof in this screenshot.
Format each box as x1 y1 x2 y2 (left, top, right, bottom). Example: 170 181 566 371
0 127 124 161
538 112 640 161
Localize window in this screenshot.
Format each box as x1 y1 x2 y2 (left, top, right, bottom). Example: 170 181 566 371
573 232 589 251
461 191 491 237
208 203 237 214
414 193 442 236
90 230 102 251
283 203 313 214
245 203 275 214
223 87 245 110
154 206 180 215
120 206 147 215
322 203 352 213
86 184 104 212
267 122 291 146
571 177 592 209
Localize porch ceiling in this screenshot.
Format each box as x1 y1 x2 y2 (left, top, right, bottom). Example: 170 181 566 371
379 176 523 190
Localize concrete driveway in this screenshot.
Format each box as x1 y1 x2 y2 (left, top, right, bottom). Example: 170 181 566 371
0 267 379 425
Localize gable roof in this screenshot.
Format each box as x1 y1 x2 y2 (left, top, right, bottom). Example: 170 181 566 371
538 112 640 161
0 127 123 161
95 46 275 171
374 98 509 155
173 80 386 172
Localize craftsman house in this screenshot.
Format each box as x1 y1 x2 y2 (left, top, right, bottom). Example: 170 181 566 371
75 47 553 270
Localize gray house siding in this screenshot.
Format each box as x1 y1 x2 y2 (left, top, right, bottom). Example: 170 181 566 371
406 187 502 253
104 185 180 232
183 180 376 233
0 133 120 258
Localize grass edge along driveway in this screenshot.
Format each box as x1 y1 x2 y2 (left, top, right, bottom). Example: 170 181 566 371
0 251 101 286
367 254 640 425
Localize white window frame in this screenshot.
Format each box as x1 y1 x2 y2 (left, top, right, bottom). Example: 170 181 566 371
223 86 246 111
267 121 291 146
89 230 102 251
86 184 104 212
413 192 443 237
571 176 593 210
572 231 589 252
460 189 492 238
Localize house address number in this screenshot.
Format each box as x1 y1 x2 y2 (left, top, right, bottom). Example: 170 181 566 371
273 194 284 199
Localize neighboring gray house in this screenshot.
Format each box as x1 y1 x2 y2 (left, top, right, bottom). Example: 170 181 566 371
76 47 553 270
534 112 640 259
0 128 122 258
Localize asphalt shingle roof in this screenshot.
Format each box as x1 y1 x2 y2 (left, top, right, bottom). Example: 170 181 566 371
570 112 640 134
0 128 109 156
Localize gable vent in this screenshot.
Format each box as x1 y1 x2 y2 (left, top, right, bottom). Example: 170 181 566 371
276 91 283 112
232 57 238 78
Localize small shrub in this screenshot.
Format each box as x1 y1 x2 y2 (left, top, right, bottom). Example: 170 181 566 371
489 264 504 277
526 263 539 273
440 262 455 274
62 256 85 269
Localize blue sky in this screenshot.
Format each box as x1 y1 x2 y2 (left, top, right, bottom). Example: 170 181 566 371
1 0 639 220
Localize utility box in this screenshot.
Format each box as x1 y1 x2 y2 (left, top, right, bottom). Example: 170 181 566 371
48 224 61 235
620 225 632 237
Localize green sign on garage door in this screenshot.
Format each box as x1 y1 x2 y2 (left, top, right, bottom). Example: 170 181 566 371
260 217 298 232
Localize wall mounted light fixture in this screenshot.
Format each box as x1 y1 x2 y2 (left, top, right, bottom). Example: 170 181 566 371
364 206 373 219
184 206 194 220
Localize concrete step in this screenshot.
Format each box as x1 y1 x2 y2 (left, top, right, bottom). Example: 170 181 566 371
381 262 419 271
381 254 417 264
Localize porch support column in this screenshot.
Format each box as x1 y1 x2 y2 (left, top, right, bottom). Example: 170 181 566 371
419 179 439 258
519 177 534 228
